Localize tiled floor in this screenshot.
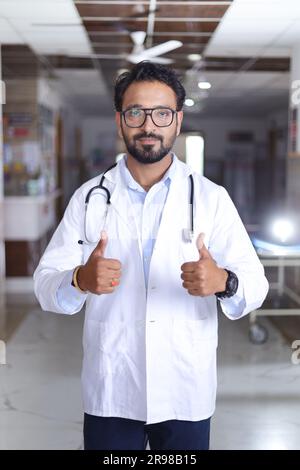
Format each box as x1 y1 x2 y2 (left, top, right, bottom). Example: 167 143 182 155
0 294 300 450
0 295 84 450
212 313 300 450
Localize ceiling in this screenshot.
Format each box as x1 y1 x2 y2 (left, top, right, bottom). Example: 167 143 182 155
207 0 300 57
0 0 91 55
71 1 290 86
74 0 230 67
0 0 295 116
183 70 290 118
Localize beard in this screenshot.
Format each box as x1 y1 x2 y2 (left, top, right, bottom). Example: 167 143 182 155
122 129 177 165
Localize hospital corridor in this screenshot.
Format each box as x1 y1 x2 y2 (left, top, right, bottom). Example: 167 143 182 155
1 0 300 452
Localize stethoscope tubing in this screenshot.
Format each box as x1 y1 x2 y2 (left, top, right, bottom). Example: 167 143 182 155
80 162 194 244
84 162 118 205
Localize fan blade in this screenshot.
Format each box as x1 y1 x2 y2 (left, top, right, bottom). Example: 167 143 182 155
90 53 128 60
128 55 174 65
132 40 182 60
148 57 174 64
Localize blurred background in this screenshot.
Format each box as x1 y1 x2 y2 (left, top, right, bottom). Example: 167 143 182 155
0 0 300 450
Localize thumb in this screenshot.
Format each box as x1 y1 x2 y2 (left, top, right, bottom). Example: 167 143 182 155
93 230 108 257
196 233 211 260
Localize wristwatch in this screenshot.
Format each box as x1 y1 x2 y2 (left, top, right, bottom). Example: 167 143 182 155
215 269 239 299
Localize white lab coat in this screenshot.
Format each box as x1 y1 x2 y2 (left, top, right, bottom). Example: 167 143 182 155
34 155 268 424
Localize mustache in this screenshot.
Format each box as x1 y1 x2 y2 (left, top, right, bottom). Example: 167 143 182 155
134 133 163 143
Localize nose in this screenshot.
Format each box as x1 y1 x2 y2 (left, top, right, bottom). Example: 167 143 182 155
141 113 156 133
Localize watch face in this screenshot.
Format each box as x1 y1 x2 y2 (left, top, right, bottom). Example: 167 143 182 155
226 271 238 296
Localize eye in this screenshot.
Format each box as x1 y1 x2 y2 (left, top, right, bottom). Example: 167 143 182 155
129 108 142 117
157 109 171 117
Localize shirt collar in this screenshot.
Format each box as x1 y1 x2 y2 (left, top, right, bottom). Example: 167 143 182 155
120 153 178 192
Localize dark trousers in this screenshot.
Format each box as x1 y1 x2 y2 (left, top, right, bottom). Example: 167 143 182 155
84 414 210 450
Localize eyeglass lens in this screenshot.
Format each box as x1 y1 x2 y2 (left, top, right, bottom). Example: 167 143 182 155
124 108 174 127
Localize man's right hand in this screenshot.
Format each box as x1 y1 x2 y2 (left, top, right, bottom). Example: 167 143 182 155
77 230 122 294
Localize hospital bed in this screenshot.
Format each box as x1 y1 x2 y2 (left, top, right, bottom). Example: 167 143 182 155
249 235 300 344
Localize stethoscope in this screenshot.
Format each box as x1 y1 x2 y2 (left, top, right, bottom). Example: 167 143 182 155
78 163 195 245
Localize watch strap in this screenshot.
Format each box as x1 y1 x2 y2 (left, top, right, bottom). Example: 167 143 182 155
215 269 238 299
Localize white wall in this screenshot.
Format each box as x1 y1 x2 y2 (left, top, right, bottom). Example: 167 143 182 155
82 116 117 177
38 78 62 111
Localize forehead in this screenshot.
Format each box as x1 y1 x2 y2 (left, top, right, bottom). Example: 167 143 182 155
122 80 177 108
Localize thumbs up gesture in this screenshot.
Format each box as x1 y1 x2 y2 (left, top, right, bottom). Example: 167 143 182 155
76 230 122 295
181 233 228 297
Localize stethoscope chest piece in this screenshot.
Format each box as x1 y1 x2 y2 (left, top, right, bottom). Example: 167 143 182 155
182 228 194 243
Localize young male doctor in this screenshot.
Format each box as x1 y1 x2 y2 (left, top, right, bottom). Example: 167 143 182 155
34 61 269 450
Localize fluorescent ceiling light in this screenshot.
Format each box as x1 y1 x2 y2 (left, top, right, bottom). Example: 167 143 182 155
198 81 211 90
188 53 202 61
184 98 195 107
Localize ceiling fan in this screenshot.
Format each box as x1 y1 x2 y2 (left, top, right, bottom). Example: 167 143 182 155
89 30 183 64
126 31 182 64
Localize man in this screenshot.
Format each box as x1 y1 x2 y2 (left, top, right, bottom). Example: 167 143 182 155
34 61 269 450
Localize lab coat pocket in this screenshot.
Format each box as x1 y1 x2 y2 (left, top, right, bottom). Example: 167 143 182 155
83 320 127 379
98 321 127 378
98 322 126 354
172 319 216 373
193 335 216 373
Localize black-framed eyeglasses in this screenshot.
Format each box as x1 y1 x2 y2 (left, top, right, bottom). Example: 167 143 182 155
121 107 177 128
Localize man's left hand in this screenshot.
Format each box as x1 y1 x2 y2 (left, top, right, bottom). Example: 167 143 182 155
181 233 228 297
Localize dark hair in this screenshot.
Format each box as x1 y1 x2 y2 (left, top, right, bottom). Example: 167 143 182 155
114 61 186 112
